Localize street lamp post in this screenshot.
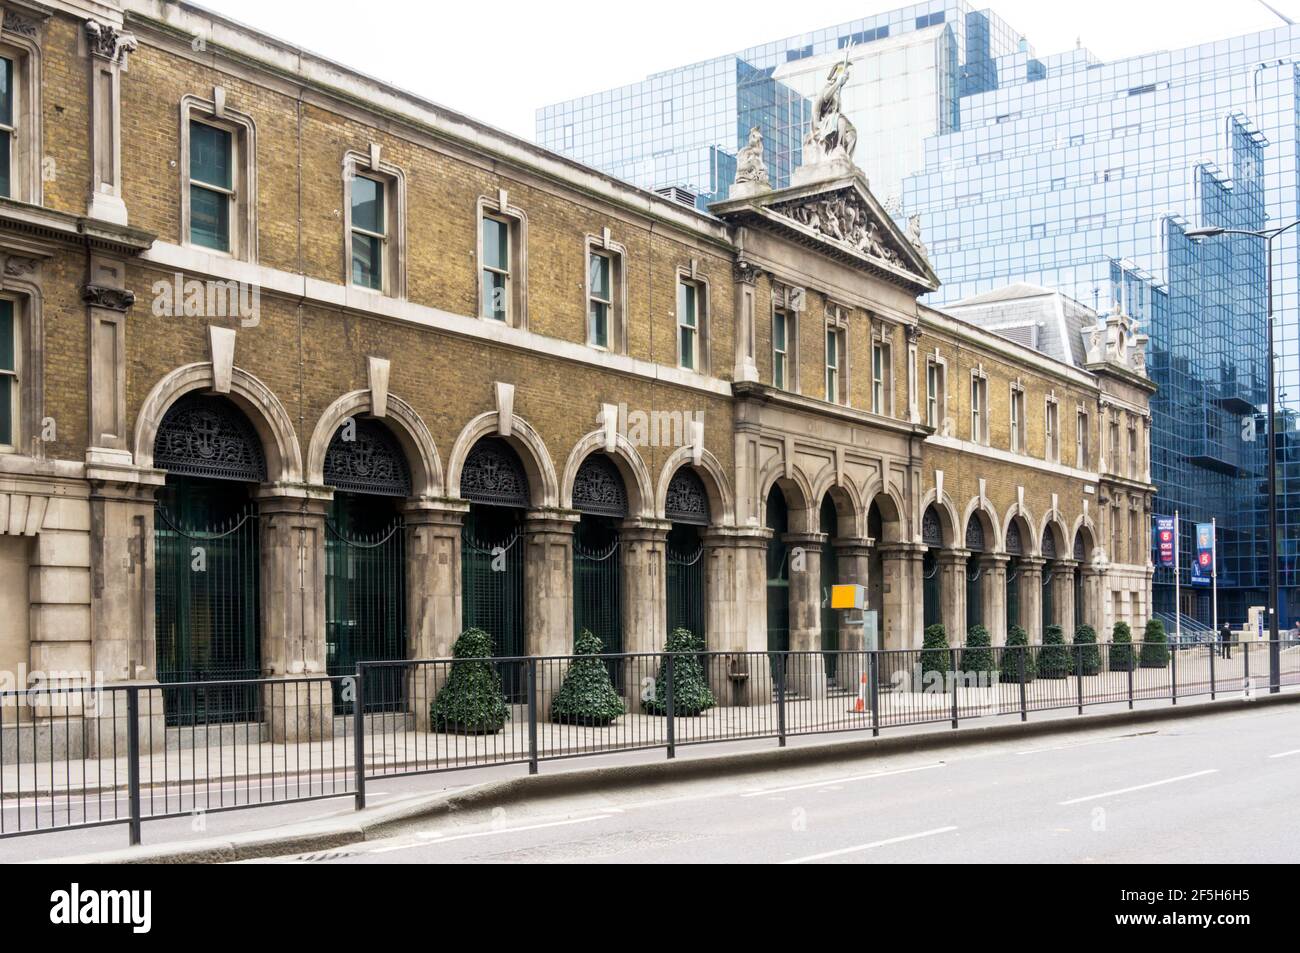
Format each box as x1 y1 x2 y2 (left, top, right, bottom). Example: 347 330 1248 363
1186 219 1300 693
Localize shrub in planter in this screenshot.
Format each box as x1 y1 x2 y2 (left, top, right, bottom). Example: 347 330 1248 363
1072 625 1101 676
1038 624 1071 678
1109 621 1136 671
1000 625 1036 683
644 627 716 717
550 629 626 726
1140 618 1171 669
429 627 510 734
920 623 951 684
961 624 997 682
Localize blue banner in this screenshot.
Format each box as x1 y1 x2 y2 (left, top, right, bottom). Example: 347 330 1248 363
1154 516 1175 568
1191 522 1214 586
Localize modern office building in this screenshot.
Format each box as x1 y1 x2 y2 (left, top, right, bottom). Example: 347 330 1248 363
541 4 1300 628
537 2 1025 210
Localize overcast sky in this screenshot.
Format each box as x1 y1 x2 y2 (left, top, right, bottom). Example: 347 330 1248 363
196 0 1295 140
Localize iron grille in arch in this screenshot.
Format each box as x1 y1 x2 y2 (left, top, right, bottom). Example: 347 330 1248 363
324 417 411 497
1041 528 1058 559
154 393 267 483
965 515 985 552
573 454 628 517
921 506 943 547
1006 520 1023 555
461 438 529 508
1074 532 1086 561
665 468 709 525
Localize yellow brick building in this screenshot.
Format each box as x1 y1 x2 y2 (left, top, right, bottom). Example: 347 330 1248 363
0 0 1153 737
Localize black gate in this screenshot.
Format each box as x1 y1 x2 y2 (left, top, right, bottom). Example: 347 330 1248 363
666 524 705 642
574 516 623 688
462 506 526 700
154 488 261 727
766 486 790 652
819 498 840 683
325 505 406 714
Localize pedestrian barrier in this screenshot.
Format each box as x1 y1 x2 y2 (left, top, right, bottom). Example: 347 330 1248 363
1 640 1295 847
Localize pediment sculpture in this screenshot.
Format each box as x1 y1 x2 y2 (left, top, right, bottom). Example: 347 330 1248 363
773 190 910 271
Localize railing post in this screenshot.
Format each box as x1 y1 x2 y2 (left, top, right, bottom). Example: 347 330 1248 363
353 665 366 811
950 647 958 729
126 686 142 847
1209 640 1216 700
1171 641 1178 706
665 652 676 759
1018 645 1027 722
1076 644 1084 716
1244 637 1251 689
777 653 787 748
1127 652 1134 709
527 657 539 775
869 651 880 738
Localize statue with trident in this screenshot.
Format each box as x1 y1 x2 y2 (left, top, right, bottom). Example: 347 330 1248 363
805 45 858 161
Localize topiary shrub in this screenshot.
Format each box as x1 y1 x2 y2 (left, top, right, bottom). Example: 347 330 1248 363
1000 624 1036 683
1140 618 1171 669
920 623 951 685
1072 624 1101 676
644 627 715 716
550 629 625 726
429 627 510 734
1038 624 1071 678
1109 621 1136 671
961 624 997 682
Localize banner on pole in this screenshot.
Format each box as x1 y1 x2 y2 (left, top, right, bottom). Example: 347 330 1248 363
1154 516 1176 568
1191 522 1214 587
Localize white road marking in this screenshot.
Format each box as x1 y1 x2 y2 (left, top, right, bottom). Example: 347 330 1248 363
739 763 944 798
1016 733 1155 756
365 813 615 854
1058 769 1218 805
782 826 959 864
1268 749 1300 759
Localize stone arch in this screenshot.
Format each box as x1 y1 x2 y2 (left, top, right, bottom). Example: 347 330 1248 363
1070 515 1100 565
810 464 865 539
447 411 558 509
134 362 303 483
862 477 908 544
961 496 1002 553
306 390 443 498
561 431 655 519
917 488 961 548
654 446 734 527
1002 503 1038 556
1039 509 1070 560
756 456 816 533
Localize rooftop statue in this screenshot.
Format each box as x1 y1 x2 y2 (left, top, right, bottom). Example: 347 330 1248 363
735 126 769 186
805 47 858 162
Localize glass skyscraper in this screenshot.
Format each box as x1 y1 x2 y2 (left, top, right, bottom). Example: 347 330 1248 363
540 4 1300 627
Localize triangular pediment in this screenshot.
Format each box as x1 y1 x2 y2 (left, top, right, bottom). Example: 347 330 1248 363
711 172 940 294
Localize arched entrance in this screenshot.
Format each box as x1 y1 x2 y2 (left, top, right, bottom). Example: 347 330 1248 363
765 485 790 652
818 496 840 683
1041 526 1059 633
1073 529 1090 629
1005 518 1024 632
153 393 265 726
921 504 943 629
323 417 410 714
460 437 528 698
965 514 985 632
665 467 708 642
867 500 886 640
572 453 627 683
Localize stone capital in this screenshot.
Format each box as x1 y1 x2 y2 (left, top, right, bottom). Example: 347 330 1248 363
402 497 468 530
702 525 770 550
833 536 874 558
619 517 672 543
523 508 580 537
782 531 827 548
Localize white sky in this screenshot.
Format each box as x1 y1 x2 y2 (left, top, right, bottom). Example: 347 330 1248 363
195 0 1295 141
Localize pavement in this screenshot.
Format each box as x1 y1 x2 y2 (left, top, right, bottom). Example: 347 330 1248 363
11 684 1298 863
244 698 1300 864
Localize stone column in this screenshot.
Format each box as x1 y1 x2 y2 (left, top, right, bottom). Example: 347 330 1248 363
703 526 769 706
403 499 466 728
978 554 1009 645
620 518 669 706
1018 556 1045 641
523 510 578 714
1055 559 1078 634
880 542 925 651
1080 565 1105 635
937 549 969 644
833 538 873 695
257 486 333 742
784 531 827 699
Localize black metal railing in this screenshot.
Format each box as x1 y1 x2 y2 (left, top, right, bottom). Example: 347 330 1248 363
1 640 1296 847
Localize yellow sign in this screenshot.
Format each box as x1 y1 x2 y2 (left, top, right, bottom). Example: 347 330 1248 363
830 584 863 610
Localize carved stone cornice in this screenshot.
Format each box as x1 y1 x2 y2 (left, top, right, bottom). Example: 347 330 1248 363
85 19 138 64
1 3 51 40
81 284 136 312
732 257 761 285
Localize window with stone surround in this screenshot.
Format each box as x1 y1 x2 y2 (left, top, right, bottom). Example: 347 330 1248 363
1076 409 1089 468
585 235 626 352
0 298 17 450
0 31 40 205
181 95 257 261
926 358 945 430
871 333 893 416
773 307 792 390
344 150 405 297
1009 383 1026 452
970 369 989 444
477 194 527 328
1045 397 1060 462
677 275 707 372
825 304 848 405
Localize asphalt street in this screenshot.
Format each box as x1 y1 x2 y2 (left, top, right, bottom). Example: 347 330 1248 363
251 703 1300 863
